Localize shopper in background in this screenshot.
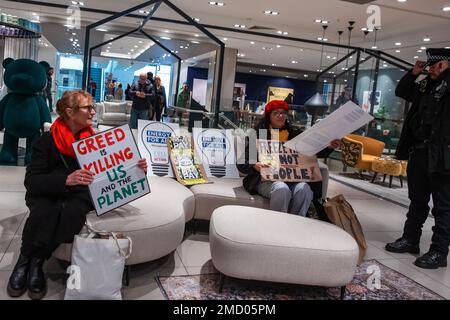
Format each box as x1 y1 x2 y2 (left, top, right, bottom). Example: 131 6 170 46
43 67 54 113
386 48 450 269
114 83 124 101
129 73 154 129
330 86 358 113
125 83 132 101
176 82 190 124
88 78 97 101
153 75 166 122
237 100 340 219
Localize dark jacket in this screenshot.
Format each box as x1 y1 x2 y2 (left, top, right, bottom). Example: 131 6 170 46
237 121 333 199
24 131 93 245
155 85 167 111
395 68 450 173
130 80 155 111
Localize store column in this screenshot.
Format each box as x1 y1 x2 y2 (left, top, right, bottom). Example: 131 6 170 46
205 47 237 115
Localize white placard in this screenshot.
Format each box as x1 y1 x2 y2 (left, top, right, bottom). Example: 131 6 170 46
137 120 180 177
193 128 240 179
284 101 374 156
73 124 150 216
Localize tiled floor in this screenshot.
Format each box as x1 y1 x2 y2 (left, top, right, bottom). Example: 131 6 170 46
0 166 449 300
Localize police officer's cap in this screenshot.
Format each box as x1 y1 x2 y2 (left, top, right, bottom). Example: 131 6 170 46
426 48 450 66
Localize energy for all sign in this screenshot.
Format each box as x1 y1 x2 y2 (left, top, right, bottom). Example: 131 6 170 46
192 128 240 179
257 139 322 182
73 125 151 216
137 120 180 177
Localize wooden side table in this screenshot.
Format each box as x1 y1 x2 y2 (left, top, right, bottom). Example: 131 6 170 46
371 157 408 188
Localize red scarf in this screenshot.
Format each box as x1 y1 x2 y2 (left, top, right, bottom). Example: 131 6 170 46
51 117 95 158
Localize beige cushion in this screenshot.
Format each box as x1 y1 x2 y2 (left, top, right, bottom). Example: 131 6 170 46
189 178 269 220
53 176 194 265
210 206 359 287
103 102 128 114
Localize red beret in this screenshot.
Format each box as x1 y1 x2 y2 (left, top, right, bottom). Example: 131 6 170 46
265 100 289 114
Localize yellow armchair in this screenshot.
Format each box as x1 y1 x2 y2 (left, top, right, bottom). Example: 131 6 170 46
341 134 385 174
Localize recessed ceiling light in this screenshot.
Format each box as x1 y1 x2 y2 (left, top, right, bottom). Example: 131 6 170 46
209 2 225 6
443 6 450 11
271 63 277 66
191 40 200 44
276 45 281 48
107 46 110 49
372 46 378 49
395 50 401 53
194 18 201 22
234 24 246 28
139 10 149 14
134 45 138 48
395 42 402 46
420 46 427 50
250 41 255 45
223 37 228 41
160 36 172 40
397 0 407 2
139 41 143 44
446 47 450 49
304 74 309 78
414 56 419 59
291 60 298 64
417 50 423 53
277 30 288 35
423 37 431 42
96 28 108 32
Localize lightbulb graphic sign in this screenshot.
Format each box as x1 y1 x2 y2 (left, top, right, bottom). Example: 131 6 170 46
193 128 240 179
137 120 180 177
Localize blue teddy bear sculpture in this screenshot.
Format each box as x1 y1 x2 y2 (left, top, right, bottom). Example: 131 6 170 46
0 58 52 165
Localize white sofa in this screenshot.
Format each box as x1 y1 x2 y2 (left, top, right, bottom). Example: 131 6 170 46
96 101 132 126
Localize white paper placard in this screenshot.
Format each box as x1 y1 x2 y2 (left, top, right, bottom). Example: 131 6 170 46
137 120 180 177
284 101 374 156
73 124 150 216
192 128 240 178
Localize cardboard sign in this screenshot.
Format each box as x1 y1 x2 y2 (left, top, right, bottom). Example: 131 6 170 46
192 128 240 179
168 136 209 186
73 124 150 216
137 120 180 177
257 139 322 182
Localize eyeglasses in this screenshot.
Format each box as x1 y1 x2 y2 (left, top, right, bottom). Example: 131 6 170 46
271 111 287 117
77 104 96 112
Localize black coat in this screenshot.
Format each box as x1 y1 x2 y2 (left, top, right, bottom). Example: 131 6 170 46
23 132 93 249
237 121 333 199
395 68 450 173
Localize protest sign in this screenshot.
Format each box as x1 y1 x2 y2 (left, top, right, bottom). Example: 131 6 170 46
192 128 240 178
257 139 322 182
168 136 209 186
73 124 150 216
137 120 180 177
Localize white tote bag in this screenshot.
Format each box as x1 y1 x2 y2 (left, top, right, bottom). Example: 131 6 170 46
64 224 132 300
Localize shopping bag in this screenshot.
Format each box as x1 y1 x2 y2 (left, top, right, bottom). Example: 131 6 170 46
323 194 367 264
64 223 132 300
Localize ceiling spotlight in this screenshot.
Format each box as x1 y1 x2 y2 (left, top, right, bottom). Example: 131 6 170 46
223 37 228 41
277 30 288 35
271 63 277 66
420 46 427 50
96 28 108 32
395 42 402 46
395 50 401 53
139 41 143 43
194 18 201 22
264 10 279 15
250 41 255 44
304 74 308 78
414 56 419 59
276 45 281 48
372 46 378 49
234 24 246 28
291 60 298 64
209 2 225 6
191 40 200 44
160 36 171 40
423 37 431 42
417 50 423 53
443 6 450 11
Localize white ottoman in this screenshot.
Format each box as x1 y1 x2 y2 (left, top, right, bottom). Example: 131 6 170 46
209 206 359 298
54 176 195 266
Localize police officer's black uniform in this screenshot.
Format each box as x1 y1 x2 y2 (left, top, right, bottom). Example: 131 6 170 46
386 49 450 269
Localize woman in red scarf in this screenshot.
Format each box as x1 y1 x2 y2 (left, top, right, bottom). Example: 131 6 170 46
7 90 147 300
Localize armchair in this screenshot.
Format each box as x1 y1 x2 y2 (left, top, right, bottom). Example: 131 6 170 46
341 134 385 177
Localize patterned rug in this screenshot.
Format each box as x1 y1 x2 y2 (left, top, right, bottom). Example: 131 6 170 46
156 260 444 300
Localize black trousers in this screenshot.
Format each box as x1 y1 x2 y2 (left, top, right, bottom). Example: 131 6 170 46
154 106 163 121
21 194 93 259
403 148 450 255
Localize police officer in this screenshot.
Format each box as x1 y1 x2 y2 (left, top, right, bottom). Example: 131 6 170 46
385 48 450 269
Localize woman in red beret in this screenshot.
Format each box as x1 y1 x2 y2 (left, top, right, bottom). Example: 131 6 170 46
238 100 340 220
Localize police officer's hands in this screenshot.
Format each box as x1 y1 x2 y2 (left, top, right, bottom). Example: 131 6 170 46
66 169 94 186
412 60 427 76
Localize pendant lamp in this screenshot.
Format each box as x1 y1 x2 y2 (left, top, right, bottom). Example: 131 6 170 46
304 24 329 123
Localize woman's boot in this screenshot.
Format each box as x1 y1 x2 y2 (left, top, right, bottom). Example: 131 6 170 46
7 254 31 297
27 257 47 300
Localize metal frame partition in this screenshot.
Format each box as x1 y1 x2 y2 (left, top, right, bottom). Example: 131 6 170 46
80 0 225 124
